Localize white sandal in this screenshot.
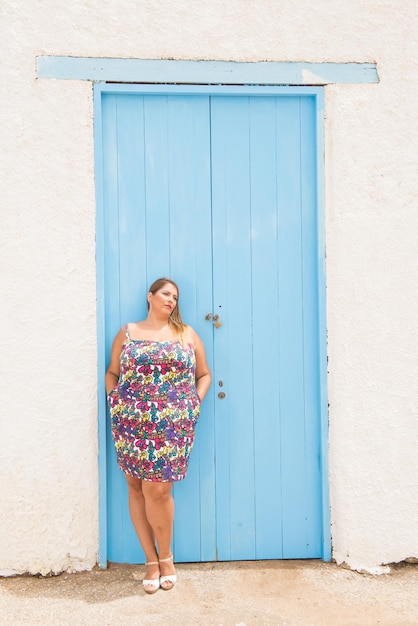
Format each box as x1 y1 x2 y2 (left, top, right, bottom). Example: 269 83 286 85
159 554 177 591
142 560 160 594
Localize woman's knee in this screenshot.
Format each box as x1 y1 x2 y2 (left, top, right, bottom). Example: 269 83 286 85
142 481 172 504
125 474 143 495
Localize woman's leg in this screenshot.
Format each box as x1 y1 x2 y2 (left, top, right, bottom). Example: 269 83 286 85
125 475 160 589
141 481 176 585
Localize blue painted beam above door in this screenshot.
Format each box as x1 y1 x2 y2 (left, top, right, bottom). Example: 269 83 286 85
36 56 379 85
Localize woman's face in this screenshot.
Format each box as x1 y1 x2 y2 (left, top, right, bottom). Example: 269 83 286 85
148 282 178 316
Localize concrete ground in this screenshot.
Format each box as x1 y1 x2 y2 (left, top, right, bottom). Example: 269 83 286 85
0 560 417 626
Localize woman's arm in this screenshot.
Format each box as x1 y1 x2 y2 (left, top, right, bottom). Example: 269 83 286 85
105 327 126 394
188 326 211 401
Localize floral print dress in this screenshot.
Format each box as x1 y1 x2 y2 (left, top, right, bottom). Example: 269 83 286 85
107 325 201 482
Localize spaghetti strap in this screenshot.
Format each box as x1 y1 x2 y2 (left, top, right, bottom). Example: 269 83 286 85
124 324 131 341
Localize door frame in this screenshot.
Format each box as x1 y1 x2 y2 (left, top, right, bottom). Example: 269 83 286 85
94 82 330 567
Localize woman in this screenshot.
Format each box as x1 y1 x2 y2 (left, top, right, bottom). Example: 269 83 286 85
105 278 211 594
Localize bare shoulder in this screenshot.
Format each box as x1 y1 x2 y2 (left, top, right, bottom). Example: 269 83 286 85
185 325 204 351
116 324 128 339
112 325 128 349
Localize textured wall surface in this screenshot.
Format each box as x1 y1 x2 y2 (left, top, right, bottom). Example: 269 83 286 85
0 0 417 575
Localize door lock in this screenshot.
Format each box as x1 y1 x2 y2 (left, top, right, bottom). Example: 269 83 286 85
205 313 222 328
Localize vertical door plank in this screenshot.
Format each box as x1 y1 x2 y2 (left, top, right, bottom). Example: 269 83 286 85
211 97 257 560
164 95 216 562
275 97 309 558
248 97 284 558
210 97 232 560
143 96 171 280
116 95 148 324
102 94 126 562
300 96 323 556
113 95 149 562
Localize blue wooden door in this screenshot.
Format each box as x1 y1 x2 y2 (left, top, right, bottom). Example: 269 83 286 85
97 86 328 564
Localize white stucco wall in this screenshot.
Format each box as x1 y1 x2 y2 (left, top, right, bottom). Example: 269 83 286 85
0 1 417 575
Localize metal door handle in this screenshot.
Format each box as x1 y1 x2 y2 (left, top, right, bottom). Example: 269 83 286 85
218 391 226 399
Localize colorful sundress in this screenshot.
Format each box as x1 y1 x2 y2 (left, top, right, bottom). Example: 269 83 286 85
107 325 201 482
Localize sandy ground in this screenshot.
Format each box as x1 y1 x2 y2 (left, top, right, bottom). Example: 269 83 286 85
0 560 417 626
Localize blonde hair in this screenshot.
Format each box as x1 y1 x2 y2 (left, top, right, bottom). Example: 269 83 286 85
148 278 187 343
